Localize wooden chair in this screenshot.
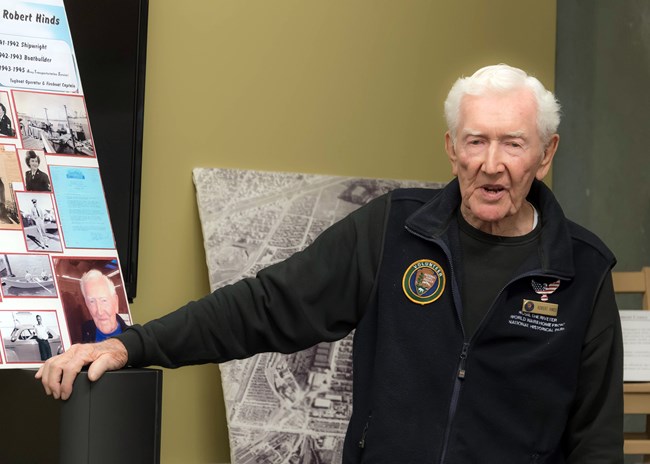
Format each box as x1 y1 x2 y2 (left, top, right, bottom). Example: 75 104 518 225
613 267 650 460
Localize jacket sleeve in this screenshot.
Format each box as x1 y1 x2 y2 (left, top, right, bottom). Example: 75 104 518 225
115 193 390 368
563 272 624 463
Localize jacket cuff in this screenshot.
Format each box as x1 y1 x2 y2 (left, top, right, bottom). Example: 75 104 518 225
113 325 145 367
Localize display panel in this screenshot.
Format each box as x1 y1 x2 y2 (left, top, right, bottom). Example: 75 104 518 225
0 0 134 368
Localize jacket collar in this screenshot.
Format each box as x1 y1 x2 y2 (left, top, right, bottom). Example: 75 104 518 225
405 178 575 279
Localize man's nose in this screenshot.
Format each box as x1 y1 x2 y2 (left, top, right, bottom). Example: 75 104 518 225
481 141 505 175
89 301 104 314
96 302 110 314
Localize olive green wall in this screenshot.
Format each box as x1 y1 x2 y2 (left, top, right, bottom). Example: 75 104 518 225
130 1 556 462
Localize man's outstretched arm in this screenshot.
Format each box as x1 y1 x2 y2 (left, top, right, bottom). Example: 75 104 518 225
35 338 128 400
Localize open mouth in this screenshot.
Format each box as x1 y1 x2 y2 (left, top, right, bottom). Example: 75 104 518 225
482 185 505 193
479 185 507 201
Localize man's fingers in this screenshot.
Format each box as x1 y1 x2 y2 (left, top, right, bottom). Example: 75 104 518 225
87 355 112 382
59 363 83 400
48 368 63 399
46 351 84 399
35 364 54 396
35 358 60 397
35 339 128 400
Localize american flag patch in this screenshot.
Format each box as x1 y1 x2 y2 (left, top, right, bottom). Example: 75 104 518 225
531 279 560 302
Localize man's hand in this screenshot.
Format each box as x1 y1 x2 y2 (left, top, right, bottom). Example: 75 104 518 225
35 338 128 400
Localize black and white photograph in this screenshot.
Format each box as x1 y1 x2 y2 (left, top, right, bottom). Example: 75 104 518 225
0 253 57 298
0 310 63 363
0 91 17 139
18 149 52 192
52 257 131 345
15 191 63 252
0 144 22 230
12 90 95 157
193 167 441 464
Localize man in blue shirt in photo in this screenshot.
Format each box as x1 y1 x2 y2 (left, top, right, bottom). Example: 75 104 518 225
80 270 128 342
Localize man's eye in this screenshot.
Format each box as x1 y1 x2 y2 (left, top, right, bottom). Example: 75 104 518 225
469 140 482 145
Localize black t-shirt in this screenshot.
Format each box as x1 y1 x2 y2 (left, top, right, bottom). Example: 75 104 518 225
457 211 541 337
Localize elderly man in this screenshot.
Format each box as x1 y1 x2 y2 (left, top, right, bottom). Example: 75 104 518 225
79 269 128 342
37 64 622 463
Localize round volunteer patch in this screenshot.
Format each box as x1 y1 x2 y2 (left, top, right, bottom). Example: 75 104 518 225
402 259 446 305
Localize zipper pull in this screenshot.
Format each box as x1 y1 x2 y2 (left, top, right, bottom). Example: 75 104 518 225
458 342 469 379
358 415 371 448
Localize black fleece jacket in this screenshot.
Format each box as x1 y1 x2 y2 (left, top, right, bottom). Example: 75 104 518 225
116 179 622 463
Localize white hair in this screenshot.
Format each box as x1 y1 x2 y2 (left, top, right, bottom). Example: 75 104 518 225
444 64 561 145
80 269 116 297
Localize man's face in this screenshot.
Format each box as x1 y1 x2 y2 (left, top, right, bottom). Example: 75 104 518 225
445 88 558 235
36 315 42 324
82 277 119 334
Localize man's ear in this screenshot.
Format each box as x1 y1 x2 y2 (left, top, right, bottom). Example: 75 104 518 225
536 134 559 181
445 131 458 176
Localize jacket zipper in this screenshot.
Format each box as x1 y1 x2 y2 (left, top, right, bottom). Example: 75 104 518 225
457 342 469 379
438 341 469 463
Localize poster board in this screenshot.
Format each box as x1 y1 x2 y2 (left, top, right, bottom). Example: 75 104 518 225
194 167 442 463
0 0 132 367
